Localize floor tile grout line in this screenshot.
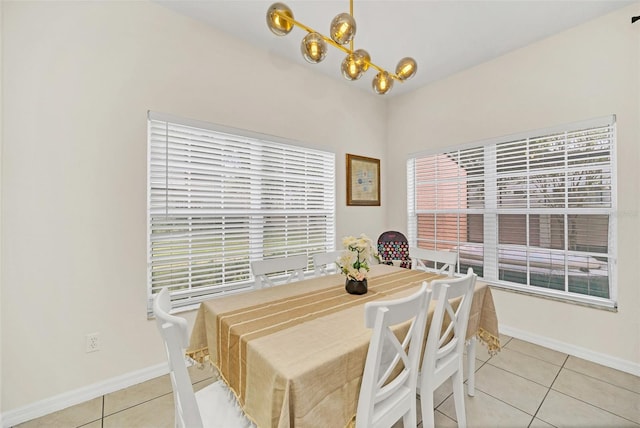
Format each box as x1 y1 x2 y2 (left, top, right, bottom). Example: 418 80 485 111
475 341 548 421
435 409 457 425
102 391 174 419
561 366 640 395
466 383 537 421
476 350 640 427
432 356 489 411
529 354 569 427
99 374 204 423
453 354 546 422
498 335 513 350
501 343 567 368
553 359 640 423
504 340 640 394
547 388 640 426
485 359 562 390
69 396 105 428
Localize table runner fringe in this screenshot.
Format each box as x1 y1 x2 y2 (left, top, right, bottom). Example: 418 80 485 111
219 377 259 427
476 327 501 356
200 363 259 427
212 362 261 427
186 347 209 365
186 347 252 413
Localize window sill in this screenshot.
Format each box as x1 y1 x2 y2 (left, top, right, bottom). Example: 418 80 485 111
485 280 617 312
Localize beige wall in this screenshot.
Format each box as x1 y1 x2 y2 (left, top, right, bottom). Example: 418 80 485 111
0 1 388 412
388 3 640 366
0 0 4 421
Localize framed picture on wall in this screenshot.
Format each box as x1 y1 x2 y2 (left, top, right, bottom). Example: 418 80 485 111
346 154 380 206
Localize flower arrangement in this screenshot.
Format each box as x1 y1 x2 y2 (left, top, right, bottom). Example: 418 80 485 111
337 234 378 281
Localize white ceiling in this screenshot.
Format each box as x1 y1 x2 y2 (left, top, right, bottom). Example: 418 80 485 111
156 0 633 97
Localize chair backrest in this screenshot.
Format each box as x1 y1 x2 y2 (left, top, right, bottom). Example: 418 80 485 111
250 254 307 288
377 231 410 269
356 283 432 428
312 250 342 277
421 268 477 385
409 247 458 277
153 288 204 428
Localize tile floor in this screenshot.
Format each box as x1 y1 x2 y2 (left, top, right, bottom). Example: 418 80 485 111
15 335 640 427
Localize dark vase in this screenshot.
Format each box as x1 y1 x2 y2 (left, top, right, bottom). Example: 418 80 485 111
345 278 368 295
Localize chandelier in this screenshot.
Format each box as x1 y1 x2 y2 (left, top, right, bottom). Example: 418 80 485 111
266 1 417 95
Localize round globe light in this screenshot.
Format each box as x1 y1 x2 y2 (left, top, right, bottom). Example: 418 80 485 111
329 13 356 45
395 57 417 81
341 54 363 80
372 71 393 95
266 3 294 36
301 32 328 63
353 49 370 72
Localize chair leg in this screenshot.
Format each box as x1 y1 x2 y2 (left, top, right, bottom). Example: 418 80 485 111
452 370 467 428
403 407 417 428
174 403 181 428
420 389 436 428
465 337 476 396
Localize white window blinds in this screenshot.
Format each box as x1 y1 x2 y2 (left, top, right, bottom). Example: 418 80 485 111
407 116 616 308
147 112 336 311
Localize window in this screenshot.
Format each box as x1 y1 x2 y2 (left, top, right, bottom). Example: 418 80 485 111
147 112 335 312
407 116 616 308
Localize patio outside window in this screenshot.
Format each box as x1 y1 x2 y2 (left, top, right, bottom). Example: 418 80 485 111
407 115 616 309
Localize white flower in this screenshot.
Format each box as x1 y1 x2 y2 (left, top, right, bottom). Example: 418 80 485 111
337 234 379 281
342 236 357 248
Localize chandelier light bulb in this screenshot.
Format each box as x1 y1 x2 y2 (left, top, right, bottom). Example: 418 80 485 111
329 13 356 45
395 57 417 81
301 32 328 63
341 54 363 81
353 49 370 72
266 3 294 36
372 71 393 95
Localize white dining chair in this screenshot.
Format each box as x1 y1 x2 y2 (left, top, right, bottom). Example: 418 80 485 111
153 288 254 428
410 247 477 397
312 250 342 277
409 246 458 277
355 282 432 428
250 254 307 288
419 268 477 428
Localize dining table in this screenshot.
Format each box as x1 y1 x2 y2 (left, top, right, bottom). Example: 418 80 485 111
187 264 500 428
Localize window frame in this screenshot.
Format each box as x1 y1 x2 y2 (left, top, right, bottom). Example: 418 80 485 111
147 112 336 314
407 115 617 310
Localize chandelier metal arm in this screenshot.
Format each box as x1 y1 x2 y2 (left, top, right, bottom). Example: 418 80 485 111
266 1 416 94
273 10 398 80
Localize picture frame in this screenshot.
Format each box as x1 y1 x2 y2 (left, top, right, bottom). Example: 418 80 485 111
346 154 380 206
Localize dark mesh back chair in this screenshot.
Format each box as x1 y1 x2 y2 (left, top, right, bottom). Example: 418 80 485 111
377 231 411 269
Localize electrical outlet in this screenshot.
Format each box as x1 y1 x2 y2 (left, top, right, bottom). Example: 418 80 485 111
86 332 100 353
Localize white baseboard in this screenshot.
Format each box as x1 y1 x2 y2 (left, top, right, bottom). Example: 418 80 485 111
500 324 640 377
1 362 169 428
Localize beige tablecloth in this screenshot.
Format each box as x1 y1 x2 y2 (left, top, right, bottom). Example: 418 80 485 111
187 265 500 428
